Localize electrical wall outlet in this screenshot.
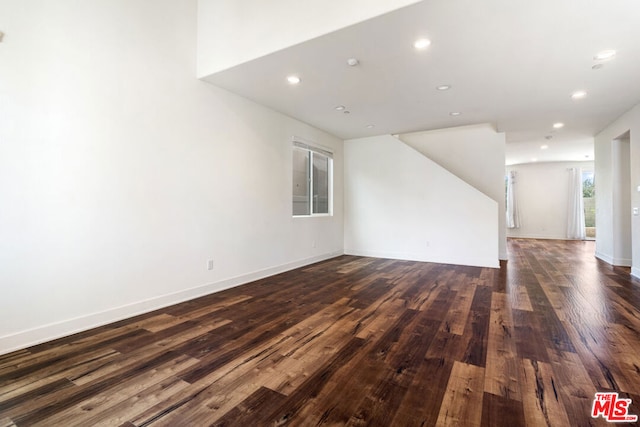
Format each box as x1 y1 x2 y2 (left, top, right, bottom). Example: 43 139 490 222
207 259 214 270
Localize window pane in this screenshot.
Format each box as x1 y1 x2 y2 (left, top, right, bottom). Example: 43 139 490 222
582 170 596 238
292 148 310 215
312 153 329 214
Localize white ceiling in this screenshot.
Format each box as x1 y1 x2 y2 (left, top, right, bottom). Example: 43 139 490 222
203 0 640 165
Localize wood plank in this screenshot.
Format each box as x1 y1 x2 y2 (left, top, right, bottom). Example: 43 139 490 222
510 284 534 312
547 350 601 427
0 418 17 427
435 361 485 427
391 357 454 427
484 292 521 401
292 310 420 426
259 337 368 427
520 358 572 427
210 386 286 426
560 320 618 392
0 328 145 383
29 354 198 427
341 312 441 426
0 378 74 413
601 324 640 395
480 392 525 427
8 350 184 425
0 348 119 400
512 309 550 363
461 285 492 367
440 280 476 335
71 319 229 386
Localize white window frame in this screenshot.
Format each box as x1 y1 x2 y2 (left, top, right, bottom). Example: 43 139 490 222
292 139 333 217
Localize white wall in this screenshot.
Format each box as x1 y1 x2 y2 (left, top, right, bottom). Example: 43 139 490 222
595 102 640 276
0 0 344 354
595 134 615 261
506 161 594 240
344 135 499 268
398 124 507 259
197 0 422 77
612 138 632 266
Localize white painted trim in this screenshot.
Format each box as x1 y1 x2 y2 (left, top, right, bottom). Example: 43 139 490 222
594 252 632 267
292 136 333 157
507 233 579 241
0 251 343 356
632 267 640 280
344 248 499 269
612 258 632 267
292 145 334 217
595 251 614 265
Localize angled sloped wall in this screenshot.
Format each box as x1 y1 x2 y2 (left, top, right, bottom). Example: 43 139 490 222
197 0 421 77
344 135 499 268
398 124 506 259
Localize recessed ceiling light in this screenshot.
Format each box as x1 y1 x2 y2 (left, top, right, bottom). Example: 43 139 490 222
414 38 431 50
450 112 461 116
571 90 587 99
531 158 538 162
365 124 375 129
436 85 451 91
347 58 359 67
335 105 345 111
287 75 301 84
553 122 564 129
541 145 549 150
594 50 616 61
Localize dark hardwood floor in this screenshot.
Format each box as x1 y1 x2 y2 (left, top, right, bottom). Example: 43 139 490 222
1 239 640 426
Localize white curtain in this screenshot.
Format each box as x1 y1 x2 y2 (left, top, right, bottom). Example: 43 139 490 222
506 171 520 229
567 167 586 239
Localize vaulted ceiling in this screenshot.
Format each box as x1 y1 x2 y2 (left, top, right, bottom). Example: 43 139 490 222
203 0 640 164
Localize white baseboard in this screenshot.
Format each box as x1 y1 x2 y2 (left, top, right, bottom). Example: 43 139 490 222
0 251 343 356
595 251 633 267
595 251 614 265
344 248 499 269
507 233 572 240
632 267 640 280
613 258 632 267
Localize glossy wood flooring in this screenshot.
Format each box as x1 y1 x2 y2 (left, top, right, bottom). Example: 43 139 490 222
2 239 640 426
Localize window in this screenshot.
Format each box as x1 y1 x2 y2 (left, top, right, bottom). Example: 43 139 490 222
292 141 333 216
582 170 595 239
